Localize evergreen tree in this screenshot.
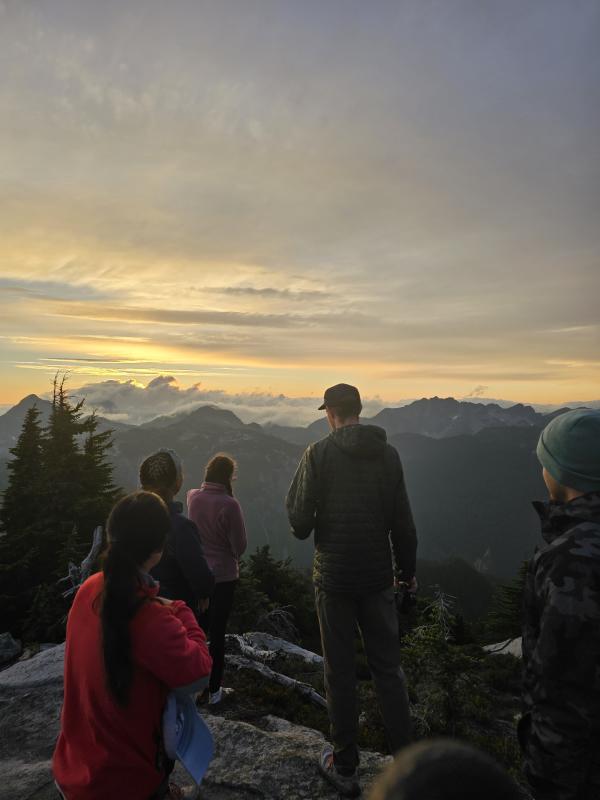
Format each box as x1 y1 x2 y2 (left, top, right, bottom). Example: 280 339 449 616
0 405 45 633
245 545 318 647
484 561 528 642
23 581 68 644
228 558 271 634
38 374 88 576
0 375 121 640
1 405 44 534
76 412 120 555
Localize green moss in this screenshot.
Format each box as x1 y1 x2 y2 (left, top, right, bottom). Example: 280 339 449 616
217 666 329 735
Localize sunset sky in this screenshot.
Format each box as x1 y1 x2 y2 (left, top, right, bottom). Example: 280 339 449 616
1 0 599 413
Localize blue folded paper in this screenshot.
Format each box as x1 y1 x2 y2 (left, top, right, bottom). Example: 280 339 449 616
163 690 214 785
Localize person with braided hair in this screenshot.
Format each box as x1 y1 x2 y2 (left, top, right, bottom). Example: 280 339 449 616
140 449 214 616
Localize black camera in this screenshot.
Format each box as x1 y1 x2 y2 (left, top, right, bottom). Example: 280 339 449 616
395 583 417 614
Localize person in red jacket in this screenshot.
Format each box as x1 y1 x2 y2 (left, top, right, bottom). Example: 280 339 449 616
52 491 212 800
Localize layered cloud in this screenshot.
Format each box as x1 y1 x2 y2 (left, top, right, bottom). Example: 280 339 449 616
53 376 600 427
0 1 599 404
69 375 389 427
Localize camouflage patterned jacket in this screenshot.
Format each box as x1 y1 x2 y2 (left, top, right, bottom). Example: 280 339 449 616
522 492 600 800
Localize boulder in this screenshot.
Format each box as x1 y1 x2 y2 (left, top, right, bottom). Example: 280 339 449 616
483 638 522 658
0 640 390 799
0 644 65 799
255 608 300 643
0 632 21 666
189 713 390 799
0 642 64 687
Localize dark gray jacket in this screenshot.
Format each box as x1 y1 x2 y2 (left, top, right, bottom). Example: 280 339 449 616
286 424 417 593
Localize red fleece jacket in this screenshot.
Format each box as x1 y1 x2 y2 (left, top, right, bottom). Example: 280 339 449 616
52 572 212 800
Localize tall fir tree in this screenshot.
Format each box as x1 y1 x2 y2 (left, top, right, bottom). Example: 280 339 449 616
0 405 45 633
1 405 44 534
484 560 529 642
0 375 121 640
31 375 87 582
77 411 121 552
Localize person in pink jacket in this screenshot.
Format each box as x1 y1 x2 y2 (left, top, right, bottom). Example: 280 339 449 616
187 454 248 704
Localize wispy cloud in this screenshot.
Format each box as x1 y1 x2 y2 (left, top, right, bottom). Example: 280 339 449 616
465 385 489 399
48 301 303 329
0 1 598 404
0 277 114 302
199 286 332 301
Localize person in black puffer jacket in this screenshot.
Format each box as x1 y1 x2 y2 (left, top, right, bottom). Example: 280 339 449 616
286 384 417 798
140 449 215 618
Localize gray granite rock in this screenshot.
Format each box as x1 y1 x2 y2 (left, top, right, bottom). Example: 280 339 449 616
0 632 21 666
0 640 390 799
483 637 522 658
0 642 64 688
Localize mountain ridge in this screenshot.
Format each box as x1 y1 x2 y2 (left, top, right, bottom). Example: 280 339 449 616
0 394 581 577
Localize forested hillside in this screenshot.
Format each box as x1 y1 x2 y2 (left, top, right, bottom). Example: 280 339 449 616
1 392 549 577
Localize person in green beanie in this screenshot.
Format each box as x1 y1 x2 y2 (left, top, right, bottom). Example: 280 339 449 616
521 408 600 800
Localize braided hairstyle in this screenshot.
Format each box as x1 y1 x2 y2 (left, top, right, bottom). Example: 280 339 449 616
100 491 170 706
139 448 183 503
205 453 236 497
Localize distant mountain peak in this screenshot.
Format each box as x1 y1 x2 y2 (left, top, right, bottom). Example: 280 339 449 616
14 394 45 408
0 394 53 449
1 394 52 420
142 403 245 430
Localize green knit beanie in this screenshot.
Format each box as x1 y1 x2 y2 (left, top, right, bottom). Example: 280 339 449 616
537 409 600 493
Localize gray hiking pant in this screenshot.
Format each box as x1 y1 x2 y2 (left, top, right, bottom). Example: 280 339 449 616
315 584 412 772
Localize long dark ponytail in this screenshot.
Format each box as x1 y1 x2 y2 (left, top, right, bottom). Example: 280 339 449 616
101 491 170 706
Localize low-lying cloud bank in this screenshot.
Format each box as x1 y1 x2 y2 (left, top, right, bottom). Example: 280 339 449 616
58 377 600 428
70 376 393 427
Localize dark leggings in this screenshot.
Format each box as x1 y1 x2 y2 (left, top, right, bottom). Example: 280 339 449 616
199 580 237 693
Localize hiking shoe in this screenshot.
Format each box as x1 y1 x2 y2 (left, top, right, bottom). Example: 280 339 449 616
319 745 361 797
209 686 235 705
208 688 223 705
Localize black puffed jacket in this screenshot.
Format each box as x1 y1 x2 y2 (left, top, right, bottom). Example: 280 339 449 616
286 424 417 593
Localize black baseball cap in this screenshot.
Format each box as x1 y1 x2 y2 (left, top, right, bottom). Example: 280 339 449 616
318 383 362 410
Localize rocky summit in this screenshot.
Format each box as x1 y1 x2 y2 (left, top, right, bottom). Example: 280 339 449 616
0 643 390 799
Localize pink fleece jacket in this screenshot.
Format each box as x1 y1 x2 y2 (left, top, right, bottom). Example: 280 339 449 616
187 482 248 583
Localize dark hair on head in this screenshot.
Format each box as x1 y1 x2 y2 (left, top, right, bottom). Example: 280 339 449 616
330 400 362 420
100 491 171 707
367 739 521 800
205 453 236 497
139 449 182 502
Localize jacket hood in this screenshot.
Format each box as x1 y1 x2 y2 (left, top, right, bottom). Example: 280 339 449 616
532 491 600 544
329 424 387 459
